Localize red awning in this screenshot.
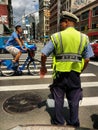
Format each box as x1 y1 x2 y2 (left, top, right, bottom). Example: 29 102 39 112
87 32 98 36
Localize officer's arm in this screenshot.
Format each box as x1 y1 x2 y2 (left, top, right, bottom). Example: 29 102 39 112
40 53 47 78
81 58 90 72
41 53 47 67
81 43 94 72
40 40 54 78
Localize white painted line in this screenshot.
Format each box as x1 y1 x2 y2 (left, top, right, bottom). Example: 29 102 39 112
90 61 98 66
47 97 98 107
81 73 96 77
0 84 50 91
0 73 96 80
81 82 98 87
0 68 53 73
0 82 98 91
0 75 52 80
81 97 98 106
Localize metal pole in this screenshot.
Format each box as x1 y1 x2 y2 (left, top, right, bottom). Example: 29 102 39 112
57 0 60 32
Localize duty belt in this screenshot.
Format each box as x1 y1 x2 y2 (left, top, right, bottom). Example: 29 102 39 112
56 54 82 62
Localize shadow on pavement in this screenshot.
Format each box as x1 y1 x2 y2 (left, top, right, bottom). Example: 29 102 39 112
91 114 98 129
38 100 47 108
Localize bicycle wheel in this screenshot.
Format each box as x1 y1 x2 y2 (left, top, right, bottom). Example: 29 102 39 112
0 60 15 76
27 59 41 75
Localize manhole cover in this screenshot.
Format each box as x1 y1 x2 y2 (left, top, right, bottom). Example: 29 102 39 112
3 92 42 114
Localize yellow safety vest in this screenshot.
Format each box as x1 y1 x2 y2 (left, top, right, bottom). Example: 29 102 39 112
51 27 88 78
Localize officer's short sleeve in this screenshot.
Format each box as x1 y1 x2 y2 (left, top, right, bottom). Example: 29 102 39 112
82 37 94 59
41 40 54 56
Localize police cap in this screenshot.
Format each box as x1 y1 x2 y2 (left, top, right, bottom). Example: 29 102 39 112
60 11 79 23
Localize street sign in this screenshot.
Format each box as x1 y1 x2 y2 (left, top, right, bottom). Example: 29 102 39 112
24 30 28 34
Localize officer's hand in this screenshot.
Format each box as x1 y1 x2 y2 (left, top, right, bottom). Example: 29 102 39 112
40 66 47 78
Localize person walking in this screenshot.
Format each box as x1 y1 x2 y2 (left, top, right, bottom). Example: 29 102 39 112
40 11 94 127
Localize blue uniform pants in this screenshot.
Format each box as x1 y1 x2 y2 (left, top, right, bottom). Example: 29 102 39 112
50 71 83 126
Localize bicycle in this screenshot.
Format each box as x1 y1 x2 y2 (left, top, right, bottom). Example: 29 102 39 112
0 44 41 76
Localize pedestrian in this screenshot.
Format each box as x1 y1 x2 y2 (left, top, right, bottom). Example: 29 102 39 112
40 11 94 127
5 25 27 66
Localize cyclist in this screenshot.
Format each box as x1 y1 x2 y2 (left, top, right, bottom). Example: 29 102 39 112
5 25 27 66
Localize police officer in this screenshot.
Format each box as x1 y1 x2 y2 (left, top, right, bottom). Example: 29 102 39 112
40 11 94 127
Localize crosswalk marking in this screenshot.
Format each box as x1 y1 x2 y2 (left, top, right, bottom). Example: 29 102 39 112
47 97 98 107
90 61 98 66
82 82 98 87
0 55 98 109
0 73 96 80
80 73 96 77
0 82 98 91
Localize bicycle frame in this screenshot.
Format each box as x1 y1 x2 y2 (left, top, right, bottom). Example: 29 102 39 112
19 55 36 71
1 59 13 70
0 51 36 71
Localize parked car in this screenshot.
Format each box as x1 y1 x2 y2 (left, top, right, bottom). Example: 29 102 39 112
91 40 98 57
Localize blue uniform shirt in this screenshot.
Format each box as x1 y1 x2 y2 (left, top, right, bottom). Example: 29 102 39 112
41 40 94 59
6 32 20 46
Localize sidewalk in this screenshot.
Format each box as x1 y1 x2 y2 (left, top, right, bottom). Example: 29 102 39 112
9 125 93 130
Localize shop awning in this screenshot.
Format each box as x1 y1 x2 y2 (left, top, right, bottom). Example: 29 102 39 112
87 32 98 36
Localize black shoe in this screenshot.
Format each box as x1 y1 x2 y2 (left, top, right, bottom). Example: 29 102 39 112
67 122 80 127
51 118 64 126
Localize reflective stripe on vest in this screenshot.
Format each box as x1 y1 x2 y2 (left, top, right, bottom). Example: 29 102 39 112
56 53 82 62
52 32 83 62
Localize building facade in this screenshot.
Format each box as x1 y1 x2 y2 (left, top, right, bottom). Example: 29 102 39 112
8 0 13 29
0 0 13 34
74 0 98 41
61 0 71 12
50 0 60 34
61 0 96 12
50 0 96 35
39 0 50 41
50 0 57 34
50 0 74 34
22 14 36 41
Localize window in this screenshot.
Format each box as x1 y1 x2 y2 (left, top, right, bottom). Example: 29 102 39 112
81 26 85 31
81 11 89 20
92 23 98 29
92 23 96 29
81 25 88 31
93 6 98 16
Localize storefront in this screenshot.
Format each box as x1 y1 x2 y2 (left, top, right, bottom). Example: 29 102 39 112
87 32 98 41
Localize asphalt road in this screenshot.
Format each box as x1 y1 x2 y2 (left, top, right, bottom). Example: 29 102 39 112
0 45 98 130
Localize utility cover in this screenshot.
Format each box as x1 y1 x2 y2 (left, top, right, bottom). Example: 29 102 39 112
3 92 42 114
